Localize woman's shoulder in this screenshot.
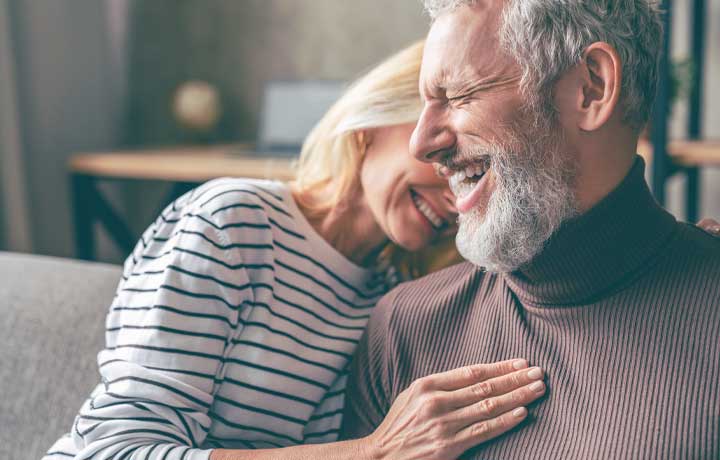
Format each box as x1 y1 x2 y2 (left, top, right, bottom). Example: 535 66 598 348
179 177 293 223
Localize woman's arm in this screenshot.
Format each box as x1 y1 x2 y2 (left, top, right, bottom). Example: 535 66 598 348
72 195 253 460
211 359 545 460
210 439 367 460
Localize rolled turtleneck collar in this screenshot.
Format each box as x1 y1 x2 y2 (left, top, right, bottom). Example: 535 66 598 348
502 156 679 306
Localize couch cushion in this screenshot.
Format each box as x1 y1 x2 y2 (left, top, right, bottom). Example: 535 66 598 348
0 252 121 459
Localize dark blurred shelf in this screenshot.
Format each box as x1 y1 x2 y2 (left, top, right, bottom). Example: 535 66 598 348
639 139 720 168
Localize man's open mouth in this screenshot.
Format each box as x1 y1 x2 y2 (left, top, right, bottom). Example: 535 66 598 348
448 160 490 188
447 157 492 213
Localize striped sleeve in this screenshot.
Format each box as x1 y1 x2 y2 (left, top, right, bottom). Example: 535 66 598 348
70 199 255 460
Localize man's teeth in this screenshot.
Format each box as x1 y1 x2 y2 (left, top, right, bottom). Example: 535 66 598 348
448 161 489 196
453 164 486 182
465 165 484 179
412 194 444 229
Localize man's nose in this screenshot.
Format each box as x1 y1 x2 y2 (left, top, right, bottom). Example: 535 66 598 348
410 104 455 164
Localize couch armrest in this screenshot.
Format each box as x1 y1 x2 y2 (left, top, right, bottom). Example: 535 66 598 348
0 252 121 459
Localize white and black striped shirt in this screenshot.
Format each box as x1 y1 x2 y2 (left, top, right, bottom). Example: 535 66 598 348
45 178 388 460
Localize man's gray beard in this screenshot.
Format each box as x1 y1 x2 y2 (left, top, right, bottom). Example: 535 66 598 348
455 117 578 273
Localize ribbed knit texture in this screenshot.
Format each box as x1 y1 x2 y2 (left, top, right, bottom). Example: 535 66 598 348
342 157 720 459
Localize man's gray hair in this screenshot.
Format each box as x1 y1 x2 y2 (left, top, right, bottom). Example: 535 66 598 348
423 0 663 128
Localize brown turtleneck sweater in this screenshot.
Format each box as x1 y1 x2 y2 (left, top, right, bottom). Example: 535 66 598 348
341 157 720 459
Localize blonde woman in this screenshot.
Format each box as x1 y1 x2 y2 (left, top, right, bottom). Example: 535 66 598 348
45 42 547 460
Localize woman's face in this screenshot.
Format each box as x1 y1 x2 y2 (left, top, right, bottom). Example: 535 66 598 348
360 122 458 251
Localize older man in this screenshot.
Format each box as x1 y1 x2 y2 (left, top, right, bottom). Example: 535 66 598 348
342 1 720 458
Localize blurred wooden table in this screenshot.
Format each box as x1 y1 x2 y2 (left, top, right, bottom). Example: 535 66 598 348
637 139 720 168
69 144 296 260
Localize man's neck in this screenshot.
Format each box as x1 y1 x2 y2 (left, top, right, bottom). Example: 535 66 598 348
504 156 678 306
573 133 639 212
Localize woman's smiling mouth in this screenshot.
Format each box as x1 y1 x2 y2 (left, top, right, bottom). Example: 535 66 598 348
411 190 446 230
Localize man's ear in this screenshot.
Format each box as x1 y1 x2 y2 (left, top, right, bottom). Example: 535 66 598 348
574 42 622 132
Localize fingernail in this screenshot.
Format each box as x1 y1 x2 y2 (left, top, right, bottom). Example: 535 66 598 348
527 367 543 379
530 381 545 392
513 407 527 418
513 359 528 370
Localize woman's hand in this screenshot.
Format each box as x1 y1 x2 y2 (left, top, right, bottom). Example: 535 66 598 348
698 218 720 236
364 359 545 460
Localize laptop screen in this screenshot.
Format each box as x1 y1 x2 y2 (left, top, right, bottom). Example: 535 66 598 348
257 80 347 154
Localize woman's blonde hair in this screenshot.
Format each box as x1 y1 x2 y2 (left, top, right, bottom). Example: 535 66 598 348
292 40 462 280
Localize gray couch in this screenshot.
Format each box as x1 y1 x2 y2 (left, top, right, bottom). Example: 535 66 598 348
0 252 122 459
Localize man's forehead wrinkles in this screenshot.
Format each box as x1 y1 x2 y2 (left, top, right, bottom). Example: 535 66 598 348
444 63 516 91
439 63 475 91
455 73 522 95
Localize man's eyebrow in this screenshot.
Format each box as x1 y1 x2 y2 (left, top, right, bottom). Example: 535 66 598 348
421 81 447 100
420 65 454 100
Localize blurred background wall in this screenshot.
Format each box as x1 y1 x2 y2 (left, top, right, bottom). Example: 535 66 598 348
2 0 128 259
0 0 719 264
666 0 720 219
1 0 430 262
0 0 31 253
127 0 428 144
